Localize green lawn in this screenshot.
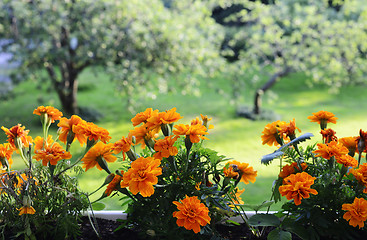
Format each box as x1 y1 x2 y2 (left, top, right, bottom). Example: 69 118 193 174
2 68 367 211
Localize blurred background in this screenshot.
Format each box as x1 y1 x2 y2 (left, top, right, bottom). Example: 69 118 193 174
1 0 367 210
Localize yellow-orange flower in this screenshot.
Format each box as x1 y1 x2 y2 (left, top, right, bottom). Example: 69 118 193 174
342 197 367 229
57 115 87 145
173 124 208 143
279 172 318 205
339 137 358 156
129 126 159 148
200 114 214 130
33 136 72 166
33 106 63 123
153 135 178 159
1 124 32 149
18 206 36 215
261 120 288 146
223 164 239 179
350 163 367 193
74 121 111 144
313 141 349 160
81 142 117 171
336 154 358 168
113 135 133 160
105 171 124 197
229 188 245 206
223 160 257 184
278 119 301 140
131 108 159 126
172 195 211 233
279 162 308 179
0 143 14 169
307 110 337 129
145 108 183 131
121 157 162 197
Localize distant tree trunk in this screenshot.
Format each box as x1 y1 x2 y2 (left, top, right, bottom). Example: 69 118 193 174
253 67 291 115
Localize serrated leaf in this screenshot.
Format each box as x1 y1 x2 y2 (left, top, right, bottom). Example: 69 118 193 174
267 229 292 240
91 202 106 211
248 214 281 227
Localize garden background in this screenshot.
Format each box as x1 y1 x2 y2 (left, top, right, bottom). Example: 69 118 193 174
1 0 367 211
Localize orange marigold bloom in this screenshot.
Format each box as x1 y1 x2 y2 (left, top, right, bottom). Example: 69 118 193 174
339 137 358 156
105 171 124 197
350 163 367 193
173 124 208 143
224 160 257 184
279 162 308 179
229 187 245 206
0 143 14 169
57 115 87 146
342 197 367 229
336 154 358 168
153 135 179 159
18 206 36 215
113 135 133 160
200 114 214 130
320 128 337 143
33 136 72 166
279 172 318 205
278 119 301 140
261 120 288 146
33 106 63 123
223 164 239 179
1 124 32 149
131 108 159 126
307 110 337 129
81 142 117 171
121 157 162 197
145 108 183 131
172 195 211 233
74 121 111 144
129 126 159 148
313 141 349 160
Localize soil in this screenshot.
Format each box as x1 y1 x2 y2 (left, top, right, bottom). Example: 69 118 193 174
78 216 276 240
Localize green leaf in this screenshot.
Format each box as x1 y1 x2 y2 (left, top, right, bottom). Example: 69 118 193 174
91 202 106 211
267 229 292 240
248 214 281 227
241 200 274 211
226 219 241 226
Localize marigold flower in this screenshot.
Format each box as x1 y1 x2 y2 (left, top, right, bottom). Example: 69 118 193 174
33 105 63 123
105 171 124 197
0 143 14 169
57 115 87 146
342 197 367 229
1 124 32 149
223 164 239 179
229 188 245 206
81 142 117 171
279 162 308 179
339 137 358 156
278 119 301 140
224 160 257 184
145 108 183 132
131 108 159 126
33 136 72 166
200 114 214 130
113 135 133 160
173 124 208 143
74 121 111 144
153 135 178 159
129 126 159 148
320 128 337 143
18 206 36 215
121 157 162 197
279 172 318 205
172 195 211 233
307 110 337 129
336 154 358 168
350 163 367 193
313 141 349 160
261 120 288 146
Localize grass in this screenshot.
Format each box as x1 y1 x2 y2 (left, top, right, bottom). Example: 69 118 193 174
2 67 367 211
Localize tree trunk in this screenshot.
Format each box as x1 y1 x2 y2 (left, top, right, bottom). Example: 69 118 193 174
59 73 79 116
253 67 291 115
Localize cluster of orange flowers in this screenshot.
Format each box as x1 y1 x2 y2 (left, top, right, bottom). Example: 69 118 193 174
261 110 367 229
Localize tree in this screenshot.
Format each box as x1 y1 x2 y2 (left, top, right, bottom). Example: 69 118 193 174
221 0 367 116
0 0 225 115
